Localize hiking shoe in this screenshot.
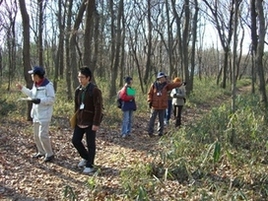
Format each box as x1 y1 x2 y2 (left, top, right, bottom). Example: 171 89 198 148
44 155 54 162
121 134 127 138
83 167 95 174
148 133 154 137
78 159 87 168
32 153 45 158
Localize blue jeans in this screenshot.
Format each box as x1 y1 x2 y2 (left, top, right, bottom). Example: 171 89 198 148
164 100 172 123
121 110 133 136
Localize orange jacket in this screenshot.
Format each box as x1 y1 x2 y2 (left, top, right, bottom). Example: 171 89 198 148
147 81 181 110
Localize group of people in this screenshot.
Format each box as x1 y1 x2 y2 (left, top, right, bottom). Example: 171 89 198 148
118 71 186 138
16 66 185 174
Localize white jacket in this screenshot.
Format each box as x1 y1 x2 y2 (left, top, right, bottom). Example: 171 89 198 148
21 79 55 123
170 86 186 106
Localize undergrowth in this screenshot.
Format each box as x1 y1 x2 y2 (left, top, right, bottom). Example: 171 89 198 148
2 77 268 200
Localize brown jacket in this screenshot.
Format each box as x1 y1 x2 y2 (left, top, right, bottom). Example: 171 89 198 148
147 81 181 110
75 83 103 126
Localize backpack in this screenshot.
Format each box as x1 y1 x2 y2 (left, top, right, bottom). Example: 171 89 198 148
116 90 122 109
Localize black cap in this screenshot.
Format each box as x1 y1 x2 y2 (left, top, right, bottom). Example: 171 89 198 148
124 76 132 84
28 66 45 76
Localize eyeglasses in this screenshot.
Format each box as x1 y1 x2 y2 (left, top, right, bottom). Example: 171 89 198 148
77 76 86 79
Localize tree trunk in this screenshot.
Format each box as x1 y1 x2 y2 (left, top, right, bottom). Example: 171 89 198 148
18 0 32 121
189 0 199 93
65 0 73 100
38 0 44 67
255 0 267 107
83 0 95 80
69 0 87 90
182 0 190 94
143 0 152 85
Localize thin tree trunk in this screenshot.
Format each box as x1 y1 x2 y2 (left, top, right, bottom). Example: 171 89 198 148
18 0 32 121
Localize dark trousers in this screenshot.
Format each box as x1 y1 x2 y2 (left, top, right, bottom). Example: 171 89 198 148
148 109 165 135
173 105 183 127
72 125 96 168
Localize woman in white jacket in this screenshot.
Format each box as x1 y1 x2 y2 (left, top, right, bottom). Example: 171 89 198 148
16 66 55 162
170 77 186 127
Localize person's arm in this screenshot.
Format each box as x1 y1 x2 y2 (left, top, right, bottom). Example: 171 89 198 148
20 85 33 97
167 82 182 91
92 88 103 127
147 84 154 108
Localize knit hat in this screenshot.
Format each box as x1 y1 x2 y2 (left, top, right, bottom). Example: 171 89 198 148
173 77 181 83
157 72 166 79
125 76 132 84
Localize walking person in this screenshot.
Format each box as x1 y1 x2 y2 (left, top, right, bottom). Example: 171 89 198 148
170 77 186 127
119 76 137 138
16 66 55 162
147 72 182 137
72 67 103 174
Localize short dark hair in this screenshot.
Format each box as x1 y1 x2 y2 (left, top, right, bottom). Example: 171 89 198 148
79 67 92 78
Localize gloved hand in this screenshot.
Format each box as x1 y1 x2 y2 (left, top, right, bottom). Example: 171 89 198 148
31 98 41 104
149 102 152 108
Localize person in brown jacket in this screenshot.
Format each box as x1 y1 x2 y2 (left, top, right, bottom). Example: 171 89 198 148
147 72 182 137
72 67 103 174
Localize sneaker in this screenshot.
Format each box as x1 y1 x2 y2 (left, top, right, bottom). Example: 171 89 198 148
44 155 54 162
32 153 45 158
78 159 87 168
121 134 127 138
83 167 95 174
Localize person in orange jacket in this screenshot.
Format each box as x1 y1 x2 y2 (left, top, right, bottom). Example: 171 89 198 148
147 72 182 137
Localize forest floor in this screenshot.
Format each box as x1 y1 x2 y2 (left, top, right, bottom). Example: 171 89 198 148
0 85 251 201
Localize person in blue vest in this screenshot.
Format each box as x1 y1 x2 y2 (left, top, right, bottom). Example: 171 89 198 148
16 66 55 162
118 76 137 138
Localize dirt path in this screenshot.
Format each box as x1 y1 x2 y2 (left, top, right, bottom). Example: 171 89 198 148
0 85 251 201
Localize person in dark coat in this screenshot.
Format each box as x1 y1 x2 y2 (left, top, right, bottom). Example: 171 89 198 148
72 67 103 174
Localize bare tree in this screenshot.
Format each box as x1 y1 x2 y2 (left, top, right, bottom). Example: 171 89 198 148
53 0 66 91
189 0 199 93
18 0 33 120
203 0 236 88
83 0 95 75
2 0 18 90
255 0 267 107
69 0 87 90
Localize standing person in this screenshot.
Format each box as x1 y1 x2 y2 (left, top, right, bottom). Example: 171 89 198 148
164 76 172 125
16 66 55 162
170 77 186 127
147 72 182 137
72 67 103 174
119 76 137 138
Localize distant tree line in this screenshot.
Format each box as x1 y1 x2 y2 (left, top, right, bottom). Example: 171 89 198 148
0 0 267 105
